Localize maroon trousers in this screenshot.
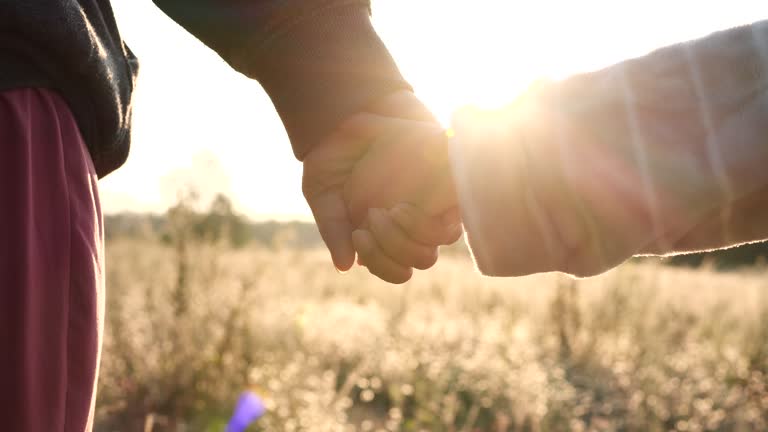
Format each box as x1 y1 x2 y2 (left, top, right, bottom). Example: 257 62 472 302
0 88 104 431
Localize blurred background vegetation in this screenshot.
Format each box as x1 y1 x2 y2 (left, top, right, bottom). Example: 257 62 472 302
105 193 768 270
96 194 768 432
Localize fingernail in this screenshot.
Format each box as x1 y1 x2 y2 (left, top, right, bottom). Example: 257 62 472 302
352 230 374 254
335 266 349 275
334 258 352 274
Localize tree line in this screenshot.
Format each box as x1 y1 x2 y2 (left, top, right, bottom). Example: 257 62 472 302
106 193 768 269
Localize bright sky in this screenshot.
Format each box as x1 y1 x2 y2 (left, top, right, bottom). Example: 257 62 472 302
103 0 767 220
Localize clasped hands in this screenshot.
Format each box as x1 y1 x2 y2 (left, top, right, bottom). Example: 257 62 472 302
302 86 654 284
302 90 461 284
302 81 744 283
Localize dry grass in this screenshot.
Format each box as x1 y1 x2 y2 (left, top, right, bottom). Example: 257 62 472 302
96 237 768 431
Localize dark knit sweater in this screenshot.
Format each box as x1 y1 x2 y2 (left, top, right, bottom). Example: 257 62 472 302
0 0 411 178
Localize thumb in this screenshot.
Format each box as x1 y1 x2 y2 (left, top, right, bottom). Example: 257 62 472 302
307 191 356 272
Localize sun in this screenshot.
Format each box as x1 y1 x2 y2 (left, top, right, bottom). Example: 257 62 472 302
372 1 551 125
104 0 764 218
372 0 764 126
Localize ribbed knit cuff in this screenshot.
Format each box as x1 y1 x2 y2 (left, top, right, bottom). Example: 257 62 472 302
235 3 412 160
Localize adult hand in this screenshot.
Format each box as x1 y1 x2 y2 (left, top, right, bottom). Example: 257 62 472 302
340 114 460 283
302 91 460 279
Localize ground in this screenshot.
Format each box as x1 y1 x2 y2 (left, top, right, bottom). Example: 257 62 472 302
96 237 768 431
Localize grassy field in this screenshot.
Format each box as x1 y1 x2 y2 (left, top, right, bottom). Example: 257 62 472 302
95 236 768 432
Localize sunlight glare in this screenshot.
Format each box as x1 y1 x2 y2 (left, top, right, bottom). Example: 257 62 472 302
105 0 767 218
373 0 766 125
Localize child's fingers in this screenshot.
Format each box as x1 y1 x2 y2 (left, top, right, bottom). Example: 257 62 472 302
367 208 438 270
390 203 463 246
352 229 414 284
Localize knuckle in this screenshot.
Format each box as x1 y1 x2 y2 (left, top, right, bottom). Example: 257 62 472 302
389 271 413 285
357 247 376 263
413 248 439 270
338 112 374 136
337 115 361 133
370 267 407 284
443 231 463 245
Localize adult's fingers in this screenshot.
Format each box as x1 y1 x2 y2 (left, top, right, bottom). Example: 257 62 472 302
306 191 356 272
367 208 438 270
390 203 464 246
352 229 413 284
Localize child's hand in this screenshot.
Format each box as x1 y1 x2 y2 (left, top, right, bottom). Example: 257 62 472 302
352 205 462 283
